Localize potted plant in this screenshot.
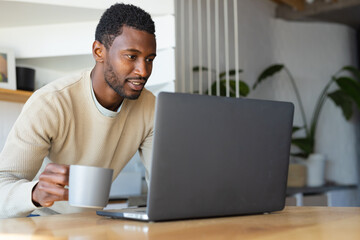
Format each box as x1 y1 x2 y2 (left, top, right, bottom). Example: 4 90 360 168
253 64 360 186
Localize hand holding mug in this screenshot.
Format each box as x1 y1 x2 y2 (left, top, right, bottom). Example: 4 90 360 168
32 163 69 207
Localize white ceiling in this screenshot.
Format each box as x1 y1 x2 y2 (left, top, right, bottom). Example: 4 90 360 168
0 1 103 28
4 0 174 12
0 0 174 28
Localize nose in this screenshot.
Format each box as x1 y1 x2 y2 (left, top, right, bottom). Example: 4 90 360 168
134 60 151 78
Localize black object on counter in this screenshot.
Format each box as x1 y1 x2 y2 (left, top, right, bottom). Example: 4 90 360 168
16 66 35 91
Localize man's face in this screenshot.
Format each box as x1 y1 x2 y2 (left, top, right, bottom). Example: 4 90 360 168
103 26 156 99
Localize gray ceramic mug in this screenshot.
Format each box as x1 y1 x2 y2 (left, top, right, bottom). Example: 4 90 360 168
69 165 114 208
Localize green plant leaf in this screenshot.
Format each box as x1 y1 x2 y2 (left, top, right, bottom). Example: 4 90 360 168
239 81 250 97
229 80 250 97
209 80 226 96
193 66 210 72
219 69 243 80
253 64 284 89
335 77 360 109
341 66 360 81
291 137 314 156
292 126 303 134
328 90 353 120
209 80 250 97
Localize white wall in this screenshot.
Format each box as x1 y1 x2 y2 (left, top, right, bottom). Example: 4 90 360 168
271 20 359 184
0 102 23 151
175 0 359 185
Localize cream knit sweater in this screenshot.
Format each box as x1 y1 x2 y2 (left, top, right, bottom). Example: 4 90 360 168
0 70 155 218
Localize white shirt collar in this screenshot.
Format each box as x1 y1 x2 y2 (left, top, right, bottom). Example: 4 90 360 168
90 79 122 118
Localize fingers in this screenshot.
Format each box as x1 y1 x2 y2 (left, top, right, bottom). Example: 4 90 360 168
32 163 70 207
33 182 69 207
45 163 70 174
44 163 70 186
36 181 69 199
39 171 68 187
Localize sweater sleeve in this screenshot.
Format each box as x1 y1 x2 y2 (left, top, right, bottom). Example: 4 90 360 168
0 92 60 218
139 127 153 184
138 90 155 184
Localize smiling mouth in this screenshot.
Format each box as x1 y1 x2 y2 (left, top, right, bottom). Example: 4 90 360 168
131 82 142 86
127 79 145 91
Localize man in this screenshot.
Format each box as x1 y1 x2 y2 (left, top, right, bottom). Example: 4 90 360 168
0 3 157 218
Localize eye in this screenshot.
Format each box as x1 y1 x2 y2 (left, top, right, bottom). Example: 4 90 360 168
126 54 137 60
145 58 155 63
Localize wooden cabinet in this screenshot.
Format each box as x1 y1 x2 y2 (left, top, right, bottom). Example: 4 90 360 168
0 88 32 103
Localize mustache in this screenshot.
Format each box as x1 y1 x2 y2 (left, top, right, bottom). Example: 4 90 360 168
126 77 148 81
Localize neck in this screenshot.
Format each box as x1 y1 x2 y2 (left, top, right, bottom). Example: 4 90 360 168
90 65 124 111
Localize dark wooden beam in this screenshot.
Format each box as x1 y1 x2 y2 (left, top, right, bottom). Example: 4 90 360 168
272 0 305 11
274 0 360 30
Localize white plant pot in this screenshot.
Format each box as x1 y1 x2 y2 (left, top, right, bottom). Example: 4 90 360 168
306 153 326 187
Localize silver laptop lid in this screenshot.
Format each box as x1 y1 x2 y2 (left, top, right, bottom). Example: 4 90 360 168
147 92 294 221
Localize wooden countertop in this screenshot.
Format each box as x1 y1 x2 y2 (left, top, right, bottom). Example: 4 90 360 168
0 207 359 239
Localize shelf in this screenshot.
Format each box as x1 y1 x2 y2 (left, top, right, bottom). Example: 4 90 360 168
287 184 357 196
0 88 33 103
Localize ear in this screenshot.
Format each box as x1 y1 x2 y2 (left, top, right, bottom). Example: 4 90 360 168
92 40 106 63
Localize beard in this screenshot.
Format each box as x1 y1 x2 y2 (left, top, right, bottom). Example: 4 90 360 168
104 63 144 100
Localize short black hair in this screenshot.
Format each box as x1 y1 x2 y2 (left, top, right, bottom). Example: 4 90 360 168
95 3 155 49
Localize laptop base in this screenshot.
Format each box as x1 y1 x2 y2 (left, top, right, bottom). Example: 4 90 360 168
97 207 149 221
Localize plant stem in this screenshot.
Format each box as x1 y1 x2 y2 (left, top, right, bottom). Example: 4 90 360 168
310 78 334 138
284 66 309 135
309 68 343 139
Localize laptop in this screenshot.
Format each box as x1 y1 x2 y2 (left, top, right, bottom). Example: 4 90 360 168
97 92 294 221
